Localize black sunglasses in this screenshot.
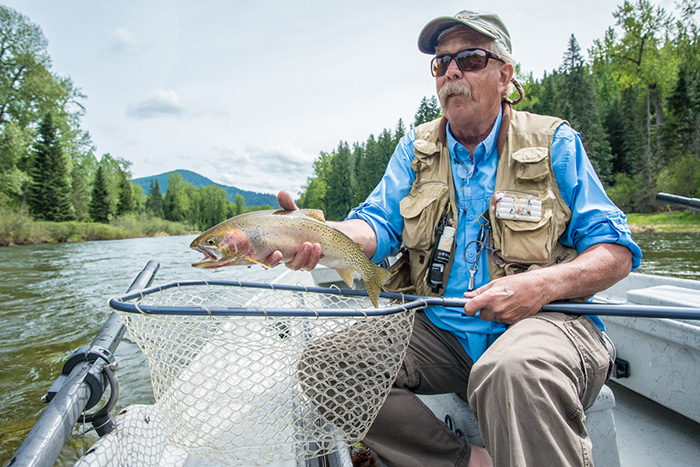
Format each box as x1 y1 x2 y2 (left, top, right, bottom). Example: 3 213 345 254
431 48 504 77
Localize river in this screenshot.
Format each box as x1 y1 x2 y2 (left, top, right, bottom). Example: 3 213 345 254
0 232 698 465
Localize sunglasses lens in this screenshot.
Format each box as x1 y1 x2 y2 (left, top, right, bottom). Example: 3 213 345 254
455 50 488 71
431 56 450 77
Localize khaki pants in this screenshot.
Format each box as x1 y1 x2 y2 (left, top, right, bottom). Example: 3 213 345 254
362 312 613 467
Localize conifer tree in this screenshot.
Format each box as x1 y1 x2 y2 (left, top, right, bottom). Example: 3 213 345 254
394 118 406 144
354 134 379 204
27 112 75 221
116 171 134 216
327 141 355 220
413 96 442 126
146 179 164 218
89 164 111 223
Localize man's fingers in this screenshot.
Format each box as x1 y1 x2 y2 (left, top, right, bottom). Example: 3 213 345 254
463 285 488 316
277 191 298 211
264 250 283 268
285 242 322 271
305 243 322 270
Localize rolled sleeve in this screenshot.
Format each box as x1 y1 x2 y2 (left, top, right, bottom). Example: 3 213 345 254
552 125 642 271
346 130 417 263
348 202 402 262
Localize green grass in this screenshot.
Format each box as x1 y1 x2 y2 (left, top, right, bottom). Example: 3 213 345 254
0 209 196 246
626 211 700 233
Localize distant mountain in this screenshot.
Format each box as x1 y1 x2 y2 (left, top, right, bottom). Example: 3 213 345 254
133 169 279 208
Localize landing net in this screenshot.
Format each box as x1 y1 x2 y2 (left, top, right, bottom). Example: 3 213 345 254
109 281 415 465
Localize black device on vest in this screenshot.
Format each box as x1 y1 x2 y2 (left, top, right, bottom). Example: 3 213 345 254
426 208 455 293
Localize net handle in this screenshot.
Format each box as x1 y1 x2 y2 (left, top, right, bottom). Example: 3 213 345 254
108 280 700 320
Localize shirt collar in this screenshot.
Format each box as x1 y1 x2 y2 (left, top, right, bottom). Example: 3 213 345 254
446 106 503 165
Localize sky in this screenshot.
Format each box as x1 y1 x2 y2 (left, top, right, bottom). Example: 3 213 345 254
3 0 677 196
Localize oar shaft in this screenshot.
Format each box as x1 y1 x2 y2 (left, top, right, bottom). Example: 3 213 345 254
433 297 700 320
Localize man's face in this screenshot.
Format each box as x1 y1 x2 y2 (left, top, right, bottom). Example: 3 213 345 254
434 29 511 129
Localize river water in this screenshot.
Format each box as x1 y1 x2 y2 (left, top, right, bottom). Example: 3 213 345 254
0 235 283 465
0 232 698 465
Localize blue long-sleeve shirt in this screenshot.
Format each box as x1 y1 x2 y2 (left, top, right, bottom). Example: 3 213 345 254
347 111 642 361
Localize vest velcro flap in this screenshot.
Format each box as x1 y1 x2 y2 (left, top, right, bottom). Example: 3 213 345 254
512 147 549 183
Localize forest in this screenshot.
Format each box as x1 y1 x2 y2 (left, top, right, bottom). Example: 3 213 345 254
298 0 700 218
1 0 699 236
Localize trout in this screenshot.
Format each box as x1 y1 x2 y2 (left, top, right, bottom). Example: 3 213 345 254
190 209 391 307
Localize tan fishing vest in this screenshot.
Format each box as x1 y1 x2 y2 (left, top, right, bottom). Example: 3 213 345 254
383 105 579 297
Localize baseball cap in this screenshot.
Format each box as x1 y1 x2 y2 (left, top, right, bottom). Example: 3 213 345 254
418 10 511 55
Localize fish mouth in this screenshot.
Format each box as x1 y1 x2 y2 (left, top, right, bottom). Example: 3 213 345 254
191 245 232 268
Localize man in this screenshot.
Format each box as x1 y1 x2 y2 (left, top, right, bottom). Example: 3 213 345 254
270 10 642 467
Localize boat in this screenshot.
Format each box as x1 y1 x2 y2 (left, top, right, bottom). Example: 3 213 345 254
9 196 700 466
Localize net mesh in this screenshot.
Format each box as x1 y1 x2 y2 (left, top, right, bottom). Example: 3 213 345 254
112 282 415 465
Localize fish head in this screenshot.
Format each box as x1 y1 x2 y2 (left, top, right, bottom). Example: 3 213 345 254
190 225 250 268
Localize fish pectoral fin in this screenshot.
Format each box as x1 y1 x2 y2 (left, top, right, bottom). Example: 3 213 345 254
335 268 355 287
245 256 271 269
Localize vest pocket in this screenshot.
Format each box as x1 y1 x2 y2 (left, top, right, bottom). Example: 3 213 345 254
381 249 416 294
498 213 554 265
399 181 449 250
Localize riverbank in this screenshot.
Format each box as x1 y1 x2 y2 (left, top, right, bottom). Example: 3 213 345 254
0 210 195 246
626 211 700 233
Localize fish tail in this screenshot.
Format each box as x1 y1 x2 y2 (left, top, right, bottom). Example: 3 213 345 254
363 262 391 308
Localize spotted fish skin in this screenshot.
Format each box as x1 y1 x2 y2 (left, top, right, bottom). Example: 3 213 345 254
190 209 391 306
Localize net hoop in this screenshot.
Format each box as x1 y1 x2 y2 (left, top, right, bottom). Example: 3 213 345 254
109 279 430 317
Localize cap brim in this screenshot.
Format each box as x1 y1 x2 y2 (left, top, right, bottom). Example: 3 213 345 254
418 16 498 54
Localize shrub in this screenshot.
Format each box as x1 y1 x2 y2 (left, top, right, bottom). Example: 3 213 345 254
606 173 638 212
0 208 48 245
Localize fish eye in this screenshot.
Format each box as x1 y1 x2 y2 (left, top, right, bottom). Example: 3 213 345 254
205 237 216 246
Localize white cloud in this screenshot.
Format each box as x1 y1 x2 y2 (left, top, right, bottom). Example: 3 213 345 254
126 89 185 119
208 143 316 195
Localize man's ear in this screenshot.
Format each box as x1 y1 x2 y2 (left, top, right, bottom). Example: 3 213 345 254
498 63 514 94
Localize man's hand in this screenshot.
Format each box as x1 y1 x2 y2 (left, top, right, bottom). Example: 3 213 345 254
463 243 633 324
463 271 550 324
264 191 322 270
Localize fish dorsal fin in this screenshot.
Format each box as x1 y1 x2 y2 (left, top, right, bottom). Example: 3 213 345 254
299 209 326 222
271 209 326 222
356 242 364 251
335 268 354 287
